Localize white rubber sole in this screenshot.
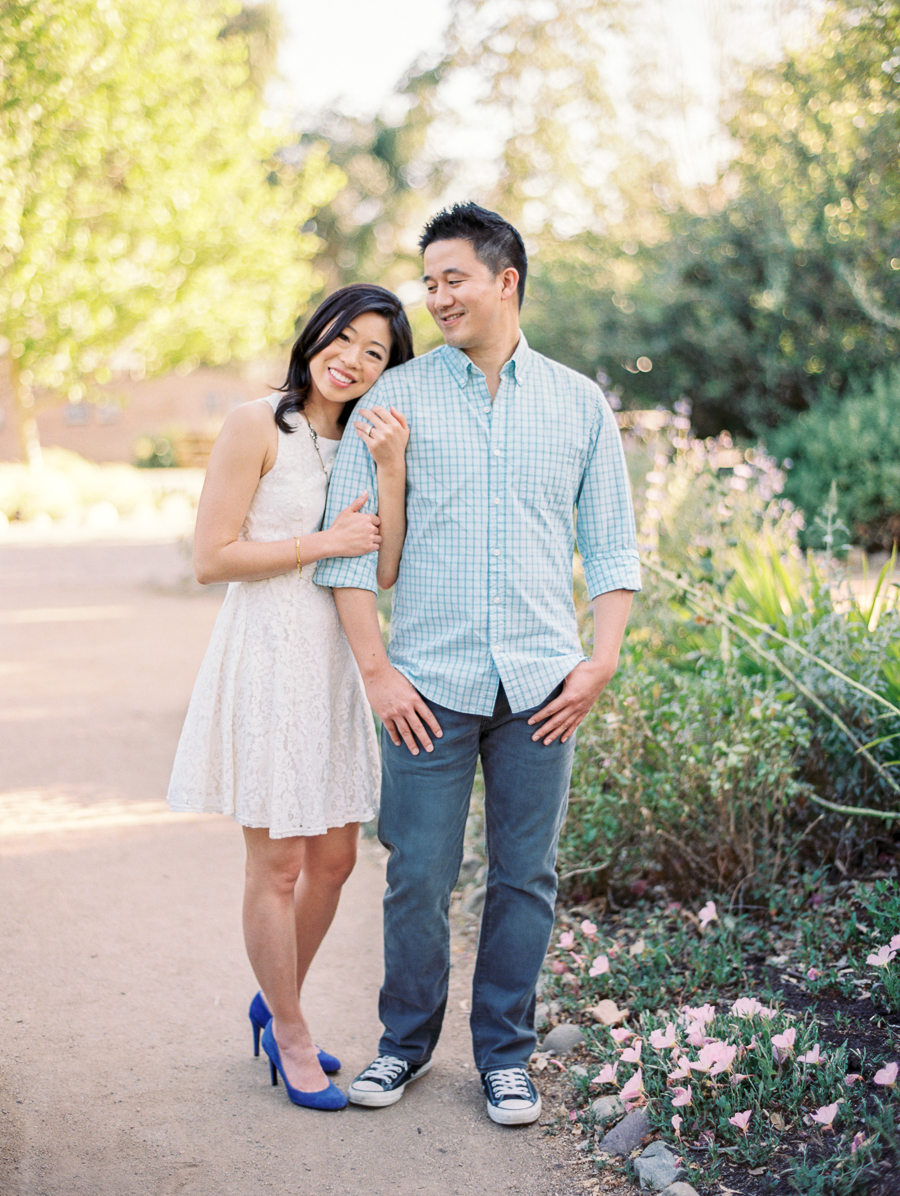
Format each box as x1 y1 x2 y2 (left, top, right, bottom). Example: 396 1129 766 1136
347 1058 433 1108
485 1092 543 1125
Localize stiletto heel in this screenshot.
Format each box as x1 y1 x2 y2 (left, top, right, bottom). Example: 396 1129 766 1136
261 1021 347 1111
249 992 341 1072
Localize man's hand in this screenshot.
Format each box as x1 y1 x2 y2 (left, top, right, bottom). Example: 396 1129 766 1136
527 658 616 746
365 664 443 756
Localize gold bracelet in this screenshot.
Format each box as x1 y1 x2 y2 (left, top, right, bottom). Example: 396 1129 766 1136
295 536 302 578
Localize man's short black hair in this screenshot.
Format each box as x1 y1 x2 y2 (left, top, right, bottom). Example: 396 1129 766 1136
419 202 527 308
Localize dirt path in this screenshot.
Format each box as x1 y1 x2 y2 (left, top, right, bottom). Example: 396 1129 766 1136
0 538 586 1196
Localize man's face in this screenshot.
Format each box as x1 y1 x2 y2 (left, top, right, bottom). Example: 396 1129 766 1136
422 238 507 352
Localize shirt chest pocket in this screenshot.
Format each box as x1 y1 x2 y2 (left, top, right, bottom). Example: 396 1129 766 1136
509 436 582 512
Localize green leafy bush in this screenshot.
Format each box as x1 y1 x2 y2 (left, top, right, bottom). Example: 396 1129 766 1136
567 418 900 898
767 369 900 551
561 659 814 900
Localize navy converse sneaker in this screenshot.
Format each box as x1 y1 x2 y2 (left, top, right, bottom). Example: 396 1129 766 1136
347 1054 433 1107
481 1067 542 1125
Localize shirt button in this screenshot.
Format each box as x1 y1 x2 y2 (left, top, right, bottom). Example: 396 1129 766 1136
493 497 501 505
483 406 490 413
493 549 501 556
493 596 501 604
493 449 500 456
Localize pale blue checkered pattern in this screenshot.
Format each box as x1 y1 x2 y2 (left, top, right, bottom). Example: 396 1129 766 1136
315 335 641 715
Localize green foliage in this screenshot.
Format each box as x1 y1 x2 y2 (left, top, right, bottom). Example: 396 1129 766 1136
525 0 900 438
566 419 900 899
561 658 813 900
542 890 900 1192
547 905 747 1016
768 369 900 552
0 0 344 459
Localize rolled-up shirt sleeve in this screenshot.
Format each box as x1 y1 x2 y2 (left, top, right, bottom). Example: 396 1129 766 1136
576 394 642 598
315 399 380 594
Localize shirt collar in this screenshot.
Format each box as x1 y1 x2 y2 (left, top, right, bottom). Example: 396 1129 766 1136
439 332 532 390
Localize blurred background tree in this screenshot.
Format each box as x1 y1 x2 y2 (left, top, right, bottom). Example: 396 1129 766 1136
0 0 343 464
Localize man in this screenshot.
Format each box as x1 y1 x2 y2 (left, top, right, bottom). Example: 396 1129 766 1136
315 203 640 1125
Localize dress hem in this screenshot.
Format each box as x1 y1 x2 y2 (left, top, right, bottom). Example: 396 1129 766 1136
166 803 377 838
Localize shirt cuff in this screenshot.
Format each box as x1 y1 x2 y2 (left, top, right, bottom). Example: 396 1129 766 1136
583 550 642 598
314 556 379 594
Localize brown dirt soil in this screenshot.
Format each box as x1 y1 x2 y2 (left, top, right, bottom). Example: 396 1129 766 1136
0 536 610 1196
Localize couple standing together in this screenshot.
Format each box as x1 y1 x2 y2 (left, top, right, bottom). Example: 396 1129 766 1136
167 203 641 1123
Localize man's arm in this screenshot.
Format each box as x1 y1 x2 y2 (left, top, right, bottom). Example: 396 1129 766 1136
331 588 443 756
527 588 632 745
529 389 640 745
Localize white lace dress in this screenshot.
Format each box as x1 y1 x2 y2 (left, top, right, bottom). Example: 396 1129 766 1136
166 395 380 838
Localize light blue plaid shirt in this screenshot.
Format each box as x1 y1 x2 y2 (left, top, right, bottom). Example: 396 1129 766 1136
316 335 641 715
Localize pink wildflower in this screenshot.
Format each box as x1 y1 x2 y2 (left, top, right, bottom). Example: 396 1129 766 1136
731 997 764 1018
810 1102 839 1129
668 1055 693 1080
685 1021 708 1048
690 1041 735 1074
592 1061 619 1086
692 1003 717 1025
772 1028 796 1063
589 955 610 977
806 967 821 981
730 1073 748 1085
558 930 575 949
671 1114 682 1137
671 1085 692 1107
649 1024 677 1051
890 934 900 951
798 1044 823 1065
610 1027 632 1044
844 1073 862 1087
698 900 717 929
619 1068 644 1103
873 1061 898 1087
569 952 585 967
708 1043 738 1076
728 1110 752 1134
851 1131 866 1155
581 919 598 937
866 945 897 968
621 1040 642 1064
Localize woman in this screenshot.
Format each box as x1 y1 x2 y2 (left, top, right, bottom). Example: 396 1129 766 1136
167 284 413 1111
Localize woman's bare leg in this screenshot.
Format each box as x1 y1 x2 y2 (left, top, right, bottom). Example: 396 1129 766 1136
294 822 359 995
242 828 327 1092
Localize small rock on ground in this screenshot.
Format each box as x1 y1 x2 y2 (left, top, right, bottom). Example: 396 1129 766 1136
597 1108 651 1156
541 1022 585 1054
590 1094 625 1126
659 1184 700 1196
633 1141 684 1191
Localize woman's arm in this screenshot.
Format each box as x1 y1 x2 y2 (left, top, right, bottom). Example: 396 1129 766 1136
193 400 382 585
354 405 409 590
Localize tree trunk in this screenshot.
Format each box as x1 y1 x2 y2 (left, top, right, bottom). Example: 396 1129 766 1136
9 357 43 468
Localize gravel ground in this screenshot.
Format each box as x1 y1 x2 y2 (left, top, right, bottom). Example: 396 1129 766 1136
0 536 594 1196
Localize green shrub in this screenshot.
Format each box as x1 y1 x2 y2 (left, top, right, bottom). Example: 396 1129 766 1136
767 368 900 551
561 658 814 901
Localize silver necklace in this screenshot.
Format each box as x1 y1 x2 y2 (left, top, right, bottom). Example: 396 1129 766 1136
302 411 332 530
301 411 329 480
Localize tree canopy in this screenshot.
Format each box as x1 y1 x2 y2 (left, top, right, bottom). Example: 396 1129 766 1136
0 0 343 462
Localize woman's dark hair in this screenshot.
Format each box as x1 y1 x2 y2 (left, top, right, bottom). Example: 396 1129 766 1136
418 202 527 308
274 284 414 432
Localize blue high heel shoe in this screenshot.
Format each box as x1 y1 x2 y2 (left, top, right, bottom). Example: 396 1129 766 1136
249 992 341 1073
261 1021 347 1111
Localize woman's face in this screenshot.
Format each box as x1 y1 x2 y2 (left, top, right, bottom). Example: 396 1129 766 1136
307 311 393 409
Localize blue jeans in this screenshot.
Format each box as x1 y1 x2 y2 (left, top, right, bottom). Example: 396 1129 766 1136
377 683 574 1073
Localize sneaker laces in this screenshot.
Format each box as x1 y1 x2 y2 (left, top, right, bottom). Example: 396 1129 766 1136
485 1068 532 1102
360 1055 408 1083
